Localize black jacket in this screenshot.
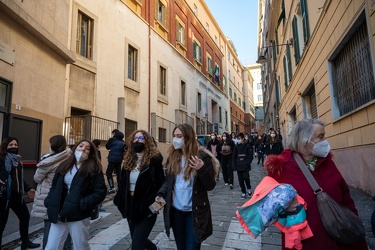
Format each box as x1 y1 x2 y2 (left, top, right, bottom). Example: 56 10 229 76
157 149 216 243
232 142 253 171
0 156 31 197
44 167 106 223
114 153 164 223
106 134 125 163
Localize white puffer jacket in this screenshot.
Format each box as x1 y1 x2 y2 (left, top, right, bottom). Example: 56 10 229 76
31 148 72 219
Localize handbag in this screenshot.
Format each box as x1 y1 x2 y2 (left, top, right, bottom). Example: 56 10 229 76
293 153 365 244
220 144 232 156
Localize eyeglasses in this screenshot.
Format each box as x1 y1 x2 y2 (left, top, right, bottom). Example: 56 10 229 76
133 136 145 141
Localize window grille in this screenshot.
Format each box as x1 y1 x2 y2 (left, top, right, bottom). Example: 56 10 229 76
333 21 375 116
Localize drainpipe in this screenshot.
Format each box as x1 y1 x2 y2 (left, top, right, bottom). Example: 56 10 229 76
148 1 151 131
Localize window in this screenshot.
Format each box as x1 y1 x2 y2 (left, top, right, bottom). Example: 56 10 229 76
207 55 212 74
330 15 375 118
229 87 232 98
128 45 138 81
125 119 137 140
219 107 222 123
258 95 263 102
176 21 186 46
225 111 228 127
238 97 241 105
193 4 197 16
292 16 301 64
76 11 94 59
257 83 262 90
156 0 167 27
197 92 202 113
193 40 202 63
283 45 293 89
302 85 318 119
205 22 209 32
159 66 167 96
234 92 237 102
243 101 246 110
180 80 186 106
300 0 310 44
158 127 167 143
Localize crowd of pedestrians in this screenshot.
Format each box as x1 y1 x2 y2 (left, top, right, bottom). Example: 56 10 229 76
1 120 370 249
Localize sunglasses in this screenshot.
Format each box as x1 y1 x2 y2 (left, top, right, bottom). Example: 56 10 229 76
133 136 145 141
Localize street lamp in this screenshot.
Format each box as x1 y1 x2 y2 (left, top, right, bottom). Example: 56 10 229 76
256 38 294 64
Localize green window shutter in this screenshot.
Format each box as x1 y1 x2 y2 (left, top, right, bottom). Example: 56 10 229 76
301 0 310 44
286 46 292 81
292 16 300 64
199 46 202 62
275 29 279 54
283 56 288 89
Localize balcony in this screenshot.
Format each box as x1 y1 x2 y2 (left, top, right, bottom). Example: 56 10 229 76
64 115 118 146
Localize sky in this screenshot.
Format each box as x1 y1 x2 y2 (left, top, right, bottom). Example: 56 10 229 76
204 0 259 65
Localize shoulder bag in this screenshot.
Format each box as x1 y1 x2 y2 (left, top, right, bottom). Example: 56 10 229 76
293 153 365 245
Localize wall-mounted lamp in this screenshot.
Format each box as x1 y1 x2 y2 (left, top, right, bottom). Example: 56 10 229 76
256 38 294 64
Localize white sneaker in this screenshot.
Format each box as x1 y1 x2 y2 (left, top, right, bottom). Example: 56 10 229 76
225 183 229 186
241 193 246 199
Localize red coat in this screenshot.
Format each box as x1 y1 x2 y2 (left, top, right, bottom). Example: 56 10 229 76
265 149 367 250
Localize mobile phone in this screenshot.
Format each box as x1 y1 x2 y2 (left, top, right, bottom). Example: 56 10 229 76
149 197 166 214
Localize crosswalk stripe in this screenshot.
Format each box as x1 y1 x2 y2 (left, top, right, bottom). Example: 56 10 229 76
222 220 261 250
88 218 129 249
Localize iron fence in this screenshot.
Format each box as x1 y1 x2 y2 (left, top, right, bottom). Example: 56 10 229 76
64 115 118 146
151 113 176 143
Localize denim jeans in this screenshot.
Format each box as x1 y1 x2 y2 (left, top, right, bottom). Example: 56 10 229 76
128 214 157 250
43 219 72 249
170 206 201 250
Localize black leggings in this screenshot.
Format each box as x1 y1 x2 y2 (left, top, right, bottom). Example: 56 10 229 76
0 193 30 246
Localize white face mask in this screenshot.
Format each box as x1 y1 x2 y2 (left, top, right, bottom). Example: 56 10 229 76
173 137 184 150
49 146 55 154
222 136 226 141
211 135 215 140
74 150 88 163
310 140 331 158
270 134 276 138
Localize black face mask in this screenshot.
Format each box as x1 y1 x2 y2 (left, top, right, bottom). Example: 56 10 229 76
7 148 18 154
133 142 145 153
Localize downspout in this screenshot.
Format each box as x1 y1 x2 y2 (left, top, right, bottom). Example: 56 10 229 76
148 1 151 131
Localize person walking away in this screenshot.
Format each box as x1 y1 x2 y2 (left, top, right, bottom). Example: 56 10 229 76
106 130 125 193
31 135 72 249
217 132 235 189
232 133 253 199
156 124 219 250
114 130 165 250
265 119 367 249
0 137 40 249
44 139 106 250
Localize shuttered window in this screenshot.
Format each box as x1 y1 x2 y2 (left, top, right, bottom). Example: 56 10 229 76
292 16 300 64
332 19 375 117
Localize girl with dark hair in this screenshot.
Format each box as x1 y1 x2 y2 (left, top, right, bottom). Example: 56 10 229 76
0 137 40 249
44 139 106 250
31 135 72 249
156 124 219 250
114 130 164 250
217 132 235 188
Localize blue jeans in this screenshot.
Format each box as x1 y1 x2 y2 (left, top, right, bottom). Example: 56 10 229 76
43 220 72 249
171 206 201 250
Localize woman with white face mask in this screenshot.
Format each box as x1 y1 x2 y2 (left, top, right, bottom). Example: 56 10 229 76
264 119 367 249
156 124 219 250
44 139 107 250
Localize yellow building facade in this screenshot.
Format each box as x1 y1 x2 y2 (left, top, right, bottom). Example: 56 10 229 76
259 0 375 194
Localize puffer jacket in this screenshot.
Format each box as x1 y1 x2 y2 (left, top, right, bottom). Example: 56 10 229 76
31 148 71 219
232 142 253 171
106 133 125 163
44 167 106 223
157 148 220 243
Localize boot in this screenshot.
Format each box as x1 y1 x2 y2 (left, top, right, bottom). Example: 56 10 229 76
21 241 40 249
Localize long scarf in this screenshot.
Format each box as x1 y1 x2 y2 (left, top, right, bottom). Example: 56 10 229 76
5 153 23 208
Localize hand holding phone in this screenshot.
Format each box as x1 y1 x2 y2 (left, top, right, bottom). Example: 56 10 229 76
150 197 166 214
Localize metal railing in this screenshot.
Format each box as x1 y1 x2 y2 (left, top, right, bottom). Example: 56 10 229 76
151 113 176 143
64 115 118 146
